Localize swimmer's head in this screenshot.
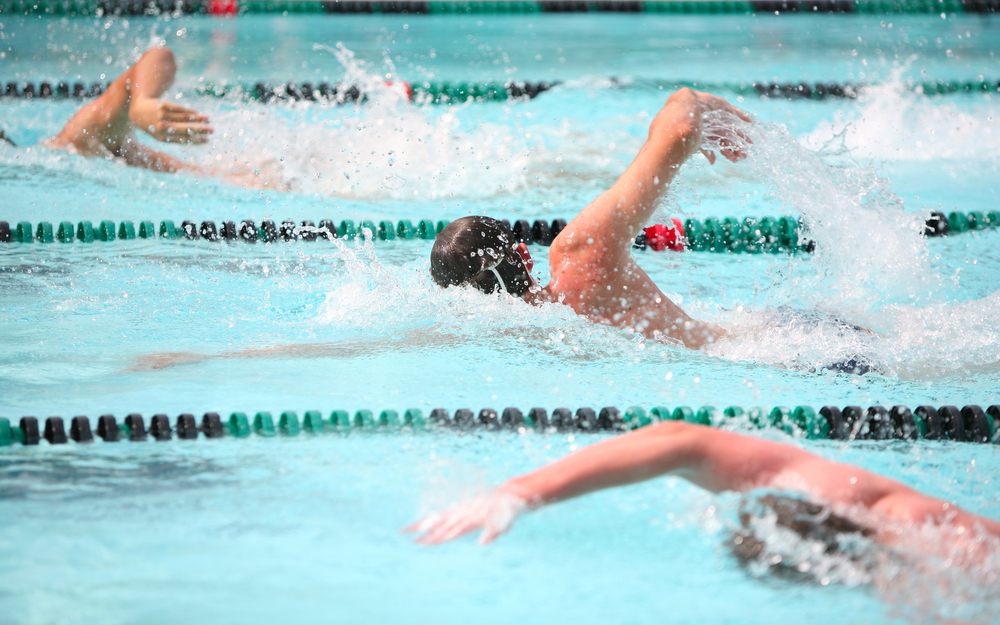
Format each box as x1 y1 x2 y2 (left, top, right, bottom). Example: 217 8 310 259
430 216 533 297
729 494 878 582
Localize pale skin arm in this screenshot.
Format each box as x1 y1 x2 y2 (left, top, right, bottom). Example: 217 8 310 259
543 89 750 349
121 330 464 372
45 47 212 173
123 343 359 372
45 47 285 189
554 89 749 258
405 421 1000 545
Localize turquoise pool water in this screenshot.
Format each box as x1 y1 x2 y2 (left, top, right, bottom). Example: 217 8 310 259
1 11 999 624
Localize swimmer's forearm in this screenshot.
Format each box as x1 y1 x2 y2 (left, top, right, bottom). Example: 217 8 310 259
119 141 196 173
500 421 704 507
554 90 702 256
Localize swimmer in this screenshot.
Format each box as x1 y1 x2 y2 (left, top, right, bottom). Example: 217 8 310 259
404 420 1000 557
430 88 751 350
45 47 277 187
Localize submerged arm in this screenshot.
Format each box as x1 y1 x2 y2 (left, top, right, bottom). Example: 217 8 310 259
118 138 197 173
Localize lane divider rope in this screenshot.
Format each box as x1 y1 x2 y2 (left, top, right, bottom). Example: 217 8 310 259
3 78 999 105
1 404 998 447
0 211 993 252
0 0 987 18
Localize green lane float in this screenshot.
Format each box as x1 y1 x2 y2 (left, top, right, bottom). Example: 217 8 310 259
5 76 1000 106
0 0 985 17
2 404 998 448
3 211 994 253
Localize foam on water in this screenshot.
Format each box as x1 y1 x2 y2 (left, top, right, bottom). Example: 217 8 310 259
700 108 934 308
688 101 1000 379
802 76 1000 163
731 494 1000 624
189 43 539 202
312 236 669 365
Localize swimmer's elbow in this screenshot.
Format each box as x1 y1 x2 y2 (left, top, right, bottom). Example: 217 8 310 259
140 46 176 66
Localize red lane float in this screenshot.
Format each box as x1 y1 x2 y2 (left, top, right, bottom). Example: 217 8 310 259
208 0 238 14
643 218 686 252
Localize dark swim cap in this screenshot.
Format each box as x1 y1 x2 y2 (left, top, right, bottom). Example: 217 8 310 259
430 216 532 297
729 494 877 581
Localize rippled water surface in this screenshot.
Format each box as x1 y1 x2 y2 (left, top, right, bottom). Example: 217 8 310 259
1 11 999 625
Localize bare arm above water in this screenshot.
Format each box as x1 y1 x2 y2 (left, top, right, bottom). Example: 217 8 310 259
405 421 1000 545
45 47 212 172
552 89 749 260
44 47 284 189
542 89 750 348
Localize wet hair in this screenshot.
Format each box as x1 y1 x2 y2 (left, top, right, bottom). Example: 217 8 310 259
430 216 532 297
729 494 876 580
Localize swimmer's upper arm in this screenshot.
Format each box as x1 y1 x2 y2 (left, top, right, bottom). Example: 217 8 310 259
870 488 1000 538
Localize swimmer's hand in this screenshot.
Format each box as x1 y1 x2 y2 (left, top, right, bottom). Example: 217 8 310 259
690 91 751 165
129 98 213 144
403 489 528 545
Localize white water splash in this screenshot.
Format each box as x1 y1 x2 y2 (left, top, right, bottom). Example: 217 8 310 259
690 98 1000 378
700 109 936 311
802 77 1000 163
191 43 537 201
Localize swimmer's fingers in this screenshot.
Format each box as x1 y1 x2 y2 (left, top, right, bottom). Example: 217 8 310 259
401 509 479 544
401 511 452 535
161 122 214 144
131 99 213 143
416 510 487 545
704 127 750 163
725 102 752 124
405 492 526 546
700 149 716 165
694 90 752 123
162 103 210 124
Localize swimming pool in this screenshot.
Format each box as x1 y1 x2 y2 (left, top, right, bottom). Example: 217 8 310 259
2 9 1000 624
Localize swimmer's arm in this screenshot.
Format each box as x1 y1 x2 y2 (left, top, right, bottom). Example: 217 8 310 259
406 422 800 544
125 49 213 146
502 421 796 505
552 89 749 262
407 422 1000 545
118 137 200 174
124 343 343 372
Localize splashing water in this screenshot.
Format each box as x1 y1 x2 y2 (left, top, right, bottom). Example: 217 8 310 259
190 43 537 201
700 109 935 311
732 494 1000 624
688 98 1000 378
802 77 1000 163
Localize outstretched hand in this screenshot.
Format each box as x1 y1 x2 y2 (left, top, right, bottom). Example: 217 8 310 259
129 98 213 144
403 490 528 545
691 90 752 165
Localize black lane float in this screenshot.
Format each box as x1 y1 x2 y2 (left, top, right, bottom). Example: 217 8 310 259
3 77 1000 106
2 404 998 447
0 0 990 17
1 210 995 255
